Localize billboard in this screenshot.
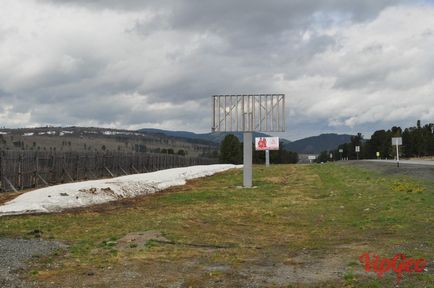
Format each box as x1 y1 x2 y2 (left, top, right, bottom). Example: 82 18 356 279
255 137 279 151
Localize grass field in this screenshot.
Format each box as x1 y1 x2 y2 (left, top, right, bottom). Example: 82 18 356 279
0 164 433 287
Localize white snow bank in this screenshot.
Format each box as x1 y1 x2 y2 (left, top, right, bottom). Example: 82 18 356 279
0 164 241 216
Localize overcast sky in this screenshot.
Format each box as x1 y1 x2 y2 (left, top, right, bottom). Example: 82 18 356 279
0 0 433 140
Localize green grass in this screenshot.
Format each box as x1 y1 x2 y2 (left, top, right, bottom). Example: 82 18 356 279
0 163 432 287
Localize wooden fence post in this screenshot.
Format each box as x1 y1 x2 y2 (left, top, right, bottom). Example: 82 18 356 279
76 153 80 180
34 152 39 188
18 153 23 190
50 152 55 185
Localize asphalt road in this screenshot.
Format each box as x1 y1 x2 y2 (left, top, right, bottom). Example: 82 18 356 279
363 159 434 166
338 160 434 181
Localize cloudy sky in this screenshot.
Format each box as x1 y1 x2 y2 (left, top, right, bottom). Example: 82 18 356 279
0 0 433 140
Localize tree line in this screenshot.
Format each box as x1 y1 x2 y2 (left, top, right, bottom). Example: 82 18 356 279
316 121 434 162
219 134 299 164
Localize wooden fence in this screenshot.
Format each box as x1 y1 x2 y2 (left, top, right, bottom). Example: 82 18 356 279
0 151 217 192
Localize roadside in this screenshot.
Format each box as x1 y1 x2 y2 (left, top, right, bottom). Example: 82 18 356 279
338 160 434 182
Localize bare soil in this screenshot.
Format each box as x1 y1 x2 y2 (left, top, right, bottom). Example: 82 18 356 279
0 191 25 205
28 242 373 288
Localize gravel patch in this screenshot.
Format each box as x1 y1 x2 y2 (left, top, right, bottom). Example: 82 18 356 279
0 237 65 288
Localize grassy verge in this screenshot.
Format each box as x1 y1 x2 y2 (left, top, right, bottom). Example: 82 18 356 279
0 164 432 287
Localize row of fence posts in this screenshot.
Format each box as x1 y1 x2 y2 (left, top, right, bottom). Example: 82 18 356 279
0 151 216 192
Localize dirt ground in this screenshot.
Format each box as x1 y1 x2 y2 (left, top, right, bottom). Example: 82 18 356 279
0 191 25 205
338 160 434 182
27 239 373 288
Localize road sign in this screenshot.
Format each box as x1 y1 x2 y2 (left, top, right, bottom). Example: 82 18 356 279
355 145 360 160
212 94 286 187
392 137 402 146
255 137 279 151
338 149 343 160
391 137 402 167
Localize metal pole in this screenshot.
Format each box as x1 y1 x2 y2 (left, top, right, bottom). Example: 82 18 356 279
271 95 274 131
277 96 282 131
252 96 254 131
236 95 239 131
217 96 220 132
259 95 262 130
265 150 270 167
229 96 233 131
225 96 228 131
242 96 245 131
212 96 215 131
265 96 268 131
282 95 286 131
396 144 400 167
243 132 252 187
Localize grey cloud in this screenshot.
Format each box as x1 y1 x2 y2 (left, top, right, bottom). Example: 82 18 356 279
1 0 432 139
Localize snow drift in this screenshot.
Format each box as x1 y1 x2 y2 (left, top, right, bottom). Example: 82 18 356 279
0 164 241 216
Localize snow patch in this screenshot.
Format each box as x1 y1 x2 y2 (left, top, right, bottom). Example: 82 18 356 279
0 164 241 216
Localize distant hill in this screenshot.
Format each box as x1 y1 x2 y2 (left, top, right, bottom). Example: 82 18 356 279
139 128 291 146
284 133 353 154
0 126 217 157
139 129 352 154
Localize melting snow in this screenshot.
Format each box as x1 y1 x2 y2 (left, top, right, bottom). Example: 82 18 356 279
0 164 241 216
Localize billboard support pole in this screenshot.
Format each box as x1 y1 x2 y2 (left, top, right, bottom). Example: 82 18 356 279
392 137 402 168
243 132 252 187
265 150 270 167
396 144 399 168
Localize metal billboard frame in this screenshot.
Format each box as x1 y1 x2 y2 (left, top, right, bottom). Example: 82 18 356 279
211 94 286 187
212 94 285 133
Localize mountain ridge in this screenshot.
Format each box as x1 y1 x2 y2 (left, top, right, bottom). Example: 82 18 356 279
284 133 353 154
139 128 352 154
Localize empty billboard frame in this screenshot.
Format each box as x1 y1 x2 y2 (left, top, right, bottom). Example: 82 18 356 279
211 94 286 187
212 94 285 133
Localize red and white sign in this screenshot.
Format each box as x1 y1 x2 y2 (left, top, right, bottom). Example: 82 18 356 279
255 137 279 151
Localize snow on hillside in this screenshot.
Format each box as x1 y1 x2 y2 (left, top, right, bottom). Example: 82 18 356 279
0 164 241 216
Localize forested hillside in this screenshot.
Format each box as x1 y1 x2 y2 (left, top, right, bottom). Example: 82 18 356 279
316 121 434 161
